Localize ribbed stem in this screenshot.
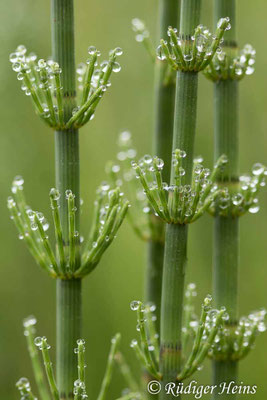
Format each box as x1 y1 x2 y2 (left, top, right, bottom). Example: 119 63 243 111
55 130 80 238
154 0 180 182
214 217 239 322
180 0 202 37
52 0 79 235
172 71 198 183
147 0 180 335
213 1 238 397
160 224 188 385
212 360 238 399
56 280 82 399
51 1 81 398
214 80 238 180
146 240 164 332
159 4 201 397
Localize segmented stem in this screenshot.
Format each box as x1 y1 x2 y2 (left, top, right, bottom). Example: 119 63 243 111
146 0 180 335
159 2 201 397
212 1 239 397
51 1 82 398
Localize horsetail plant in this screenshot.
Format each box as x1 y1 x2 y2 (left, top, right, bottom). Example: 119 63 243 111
7 1 267 399
8 180 129 279
203 1 267 397
8 0 128 398
131 1 180 330
136 0 230 391
18 316 123 400
129 289 228 383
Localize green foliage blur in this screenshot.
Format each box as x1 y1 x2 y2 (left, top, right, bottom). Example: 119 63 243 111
0 0 266 399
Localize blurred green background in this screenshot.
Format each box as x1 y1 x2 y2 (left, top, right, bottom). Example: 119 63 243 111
0 0 266 399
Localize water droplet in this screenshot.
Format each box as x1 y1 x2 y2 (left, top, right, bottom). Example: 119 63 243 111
16 377 30 390
130 339 137 348
232 193 243 206
154 157 164 170
196 34 207 53
36 212 44 222
179 167 185 176
65 189 74 199
252 163 264 176
9 52 18 63
132 18 145 32
117 151 127 161
50 188 60 201
31 222 38 231
114 47 123 56
23 315 37 328
130 300 140 311
143 154 152 165
156 45 166 61
131 161 138 170
88 46 97 55
76 63 86 75
101 182 110 191
34 336 43 348
184 53 193 62
112 62 121 73
249 203 260 214
258 322 266 332
118 130 131 146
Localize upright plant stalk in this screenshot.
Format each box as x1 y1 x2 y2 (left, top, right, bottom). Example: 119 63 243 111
212 1 239 397
51 1 81 398
160 0 201 392
146 0 180 335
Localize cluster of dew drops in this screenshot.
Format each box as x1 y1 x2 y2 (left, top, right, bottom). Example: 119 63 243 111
16 377 34 400
219 163 266 215
130 300 158 353
131 151 219 218
131 18 150 43
208 43 256 78
90 182 128 248
9 44 63 120
8 176 50 240
156 18 231 64
76 45 122 91
108 131 144 202
211 309 267 357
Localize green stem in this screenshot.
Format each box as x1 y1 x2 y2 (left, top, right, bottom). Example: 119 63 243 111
56 279 82 399
146 240 164 333
154 0 180 183
51 1 81 398
146 0 180 335
159 3 201 397
214 215 239 323
25 328 50 400
180 0 201 36
160 224 188 384
212 360 238 399
213 1 239 397
214 80 238 181
54 131 80 238
172 71 198 184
